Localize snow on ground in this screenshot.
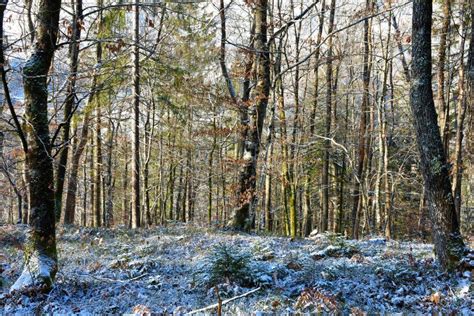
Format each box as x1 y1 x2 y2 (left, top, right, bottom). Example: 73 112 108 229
0 224 472 314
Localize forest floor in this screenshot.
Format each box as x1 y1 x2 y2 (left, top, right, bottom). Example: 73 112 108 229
0 223 472 315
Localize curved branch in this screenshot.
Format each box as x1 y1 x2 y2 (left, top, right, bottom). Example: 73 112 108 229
0 1 28 153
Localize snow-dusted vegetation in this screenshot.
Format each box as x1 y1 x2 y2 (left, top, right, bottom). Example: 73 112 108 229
1 224 472 314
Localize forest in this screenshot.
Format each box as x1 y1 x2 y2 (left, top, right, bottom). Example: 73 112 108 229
0 0 473 313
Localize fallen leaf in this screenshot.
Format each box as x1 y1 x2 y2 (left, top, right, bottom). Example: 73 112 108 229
132 304 151 315
430 292 441 305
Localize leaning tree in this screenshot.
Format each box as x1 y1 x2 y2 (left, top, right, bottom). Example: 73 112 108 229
409 0 465 270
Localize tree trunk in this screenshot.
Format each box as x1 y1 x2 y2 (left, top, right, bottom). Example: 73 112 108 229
123 148 130 226
131 0 141 228
288 0 303 238
308 0 326 234
64 110 90 224
143 90 155 226
375 7 391 234
352 0 372 239
208 103 217 225
264 142 273 232
104 114 115 227
64 37 99 224
92 0 103 228
436 0 451 151
232 0 270 230
410 0 465 271
277 75 293 237
321 0 336 233
11 0 61 292
54 0 83 221
451 3 469 226
384 59 394 239
94 102 102 227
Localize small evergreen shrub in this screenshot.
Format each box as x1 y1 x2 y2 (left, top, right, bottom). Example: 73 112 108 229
195 243 253 287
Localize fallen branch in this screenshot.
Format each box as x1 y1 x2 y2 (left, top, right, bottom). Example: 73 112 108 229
75 272 148 283
187 287 261 315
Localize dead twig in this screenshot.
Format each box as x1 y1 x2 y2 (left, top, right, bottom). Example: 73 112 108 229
75 273 148 283
187 287 261 315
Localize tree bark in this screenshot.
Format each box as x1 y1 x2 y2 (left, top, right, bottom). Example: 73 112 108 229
64 109 90 224
436 0 451 152
208 106 217 225
232 0 270 230
307 0 326 234
104 111 115 227
131 0 141 228
384 59 394 239
321 0 336 233
54 0 83 221
288 0 303 238
410 0 465 271
375 5 391 234
352 0 372 239
94 101 102 227
11 0 61 292
451 1 469 226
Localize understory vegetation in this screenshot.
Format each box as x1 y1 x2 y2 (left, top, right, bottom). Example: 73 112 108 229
1 224 472 314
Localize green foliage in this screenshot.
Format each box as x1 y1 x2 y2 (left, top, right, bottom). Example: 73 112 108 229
100 7 126 39
430 156 444 175
311 233 360 260
326 232 349 248
195 243 253 287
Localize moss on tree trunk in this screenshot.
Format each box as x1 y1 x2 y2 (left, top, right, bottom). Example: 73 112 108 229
11 0 61 292
410 0 465 271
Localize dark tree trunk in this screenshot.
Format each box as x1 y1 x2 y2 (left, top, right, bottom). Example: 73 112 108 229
123 150 130 226
410 0 465 271
131 0 141 228
94 101 102 227
64 98 92 224
65 20 101 225
321 0 336 233
436 0 451 152
104 116 115 227
54 0 83 221
11 0 61 292
232 0 270 230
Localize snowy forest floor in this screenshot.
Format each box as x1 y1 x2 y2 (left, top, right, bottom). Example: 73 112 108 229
0 224 473 315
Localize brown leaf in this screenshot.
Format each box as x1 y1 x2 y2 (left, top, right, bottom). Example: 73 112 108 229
430 292 441 305
132 305 151 315
286 261 303 271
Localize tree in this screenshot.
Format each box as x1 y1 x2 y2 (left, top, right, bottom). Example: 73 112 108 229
451 0 470 225
131 0 141 228
321 0 336 233
352 0 373 239
232 0 270 230
307 0 326 236
54 0 84 221
11 0 61 291
435 0 452 152
409 0 465 270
